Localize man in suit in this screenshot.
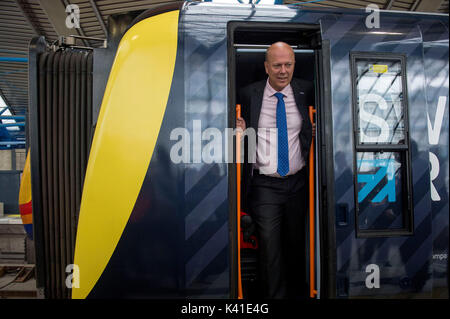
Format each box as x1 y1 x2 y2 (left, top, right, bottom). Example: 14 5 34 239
236 42 314 299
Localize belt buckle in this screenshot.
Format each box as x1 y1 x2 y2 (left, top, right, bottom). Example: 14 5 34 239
277 171 288 178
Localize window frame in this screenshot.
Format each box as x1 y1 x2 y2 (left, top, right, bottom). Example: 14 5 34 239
350 51 414 238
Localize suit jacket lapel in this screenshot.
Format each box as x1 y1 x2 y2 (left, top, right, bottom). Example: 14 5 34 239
250 80 265 135
291 79 309 125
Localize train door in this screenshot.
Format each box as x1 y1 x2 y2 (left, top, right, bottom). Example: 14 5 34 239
321 14 434 298
227 21 324 299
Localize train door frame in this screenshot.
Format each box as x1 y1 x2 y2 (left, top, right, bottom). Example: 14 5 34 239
226 21 336 299
314 39 337 299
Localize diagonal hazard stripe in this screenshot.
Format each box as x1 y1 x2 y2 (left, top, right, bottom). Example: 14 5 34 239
322 16 362 48
186 223 228 287
185 199 227 262
338 194 430 272
431 185 449 219
337 174 430 271
358 199 403 231
401 219 432 285
432 206 449 246
187 248 229 297
185 177 228 239
336 162 430 262
335 172 353 202
340 192 433 273
432 224 449 251
186 43 225 81
421 21 449 42
185 164 217 195
185 164 222 204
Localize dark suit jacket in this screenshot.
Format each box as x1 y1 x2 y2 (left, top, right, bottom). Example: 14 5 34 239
238 78 314 213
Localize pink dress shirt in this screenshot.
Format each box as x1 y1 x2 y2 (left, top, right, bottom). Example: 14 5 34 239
255 79 304 177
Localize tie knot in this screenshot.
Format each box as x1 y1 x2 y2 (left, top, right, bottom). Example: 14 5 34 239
274 92 284 100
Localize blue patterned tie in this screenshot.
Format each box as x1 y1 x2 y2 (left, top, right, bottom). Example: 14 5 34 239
274 92 289 176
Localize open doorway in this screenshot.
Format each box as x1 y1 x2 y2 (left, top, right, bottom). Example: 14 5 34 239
228 22 323 299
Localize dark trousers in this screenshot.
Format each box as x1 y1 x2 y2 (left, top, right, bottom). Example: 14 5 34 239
249 167 307 299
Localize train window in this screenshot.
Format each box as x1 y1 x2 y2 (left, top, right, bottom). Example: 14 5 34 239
356 152 407 230
355 59 405 145
350 52 413 237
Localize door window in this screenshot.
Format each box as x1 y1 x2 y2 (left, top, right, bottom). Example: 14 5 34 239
351 53 413 237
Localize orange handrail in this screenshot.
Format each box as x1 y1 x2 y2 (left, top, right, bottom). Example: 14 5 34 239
308 105 317 298
236 104 243 299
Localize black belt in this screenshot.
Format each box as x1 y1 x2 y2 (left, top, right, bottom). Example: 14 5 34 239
253 166 305 179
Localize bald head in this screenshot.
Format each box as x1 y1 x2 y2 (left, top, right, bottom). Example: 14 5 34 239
265 42 295 62
264 42 296 91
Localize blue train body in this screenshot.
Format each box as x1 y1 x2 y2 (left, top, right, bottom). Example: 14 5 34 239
29 1 449 299
89 2 448 298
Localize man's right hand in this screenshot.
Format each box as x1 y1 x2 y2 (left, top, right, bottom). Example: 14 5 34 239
236 117 246 131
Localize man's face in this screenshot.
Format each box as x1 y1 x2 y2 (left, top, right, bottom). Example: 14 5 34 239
264 44 295 91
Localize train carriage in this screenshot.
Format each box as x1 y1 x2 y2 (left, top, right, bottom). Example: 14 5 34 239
27 1 448 299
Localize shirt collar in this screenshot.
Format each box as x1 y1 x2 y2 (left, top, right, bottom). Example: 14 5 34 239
265 78 292 98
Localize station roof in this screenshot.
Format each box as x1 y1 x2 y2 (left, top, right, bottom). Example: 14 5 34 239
0 0 448 144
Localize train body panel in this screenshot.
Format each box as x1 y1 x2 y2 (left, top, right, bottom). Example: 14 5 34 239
28 1 448 299
421 20 449 297
322 12 448 297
